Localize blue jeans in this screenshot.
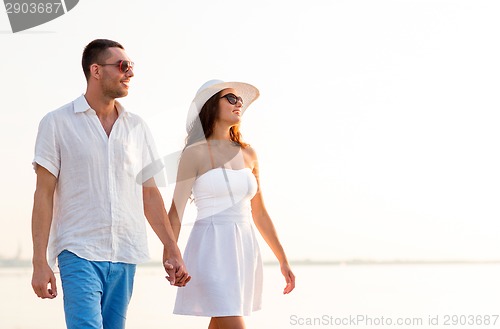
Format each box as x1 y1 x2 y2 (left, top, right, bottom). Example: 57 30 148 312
58 250 136 329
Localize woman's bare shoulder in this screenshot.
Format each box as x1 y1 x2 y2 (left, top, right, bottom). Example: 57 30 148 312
242 144 259 171
243 144 258 159
181 141 208 161
182 141 218 178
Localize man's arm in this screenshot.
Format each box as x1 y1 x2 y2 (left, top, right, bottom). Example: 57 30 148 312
31 166 58 299
143 178 190 286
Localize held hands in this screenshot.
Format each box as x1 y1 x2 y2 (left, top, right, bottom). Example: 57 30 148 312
31 262 58 299
163 256 191 287
281 262 296 294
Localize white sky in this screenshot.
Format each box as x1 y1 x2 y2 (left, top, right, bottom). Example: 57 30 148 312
1 0 499 262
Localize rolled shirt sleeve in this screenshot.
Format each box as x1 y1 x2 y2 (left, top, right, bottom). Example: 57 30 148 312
33 112 60 177
136 120 166 186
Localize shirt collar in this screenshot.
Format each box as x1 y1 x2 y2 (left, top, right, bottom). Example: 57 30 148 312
73 94 129 117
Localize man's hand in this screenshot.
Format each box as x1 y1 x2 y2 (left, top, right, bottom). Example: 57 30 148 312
32 262 57 299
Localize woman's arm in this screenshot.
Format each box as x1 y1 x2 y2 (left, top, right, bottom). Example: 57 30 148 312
168 148 198 242
159 148 198 286
143 177 190 286
249 148 296 294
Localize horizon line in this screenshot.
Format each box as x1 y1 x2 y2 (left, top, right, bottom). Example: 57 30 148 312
2 258 500 268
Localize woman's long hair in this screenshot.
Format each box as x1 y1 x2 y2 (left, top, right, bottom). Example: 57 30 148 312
185 91 248 148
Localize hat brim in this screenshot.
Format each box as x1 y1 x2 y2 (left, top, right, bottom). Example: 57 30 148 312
186 81 260 132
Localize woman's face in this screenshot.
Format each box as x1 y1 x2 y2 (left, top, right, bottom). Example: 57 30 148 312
217 88 243 126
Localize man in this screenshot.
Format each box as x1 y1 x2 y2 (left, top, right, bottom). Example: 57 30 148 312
31 39 189 329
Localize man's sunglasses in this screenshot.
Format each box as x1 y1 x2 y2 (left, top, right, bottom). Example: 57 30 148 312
221 93 243 105
97 60 134 73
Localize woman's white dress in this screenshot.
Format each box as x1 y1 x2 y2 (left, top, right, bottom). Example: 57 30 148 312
173 167 263 316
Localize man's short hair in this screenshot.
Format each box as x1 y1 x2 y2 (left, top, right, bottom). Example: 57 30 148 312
82 39 124 80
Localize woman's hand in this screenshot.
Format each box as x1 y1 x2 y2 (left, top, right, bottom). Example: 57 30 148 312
280 262 295 294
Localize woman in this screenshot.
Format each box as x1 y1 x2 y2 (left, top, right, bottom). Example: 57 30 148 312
168 79 295 329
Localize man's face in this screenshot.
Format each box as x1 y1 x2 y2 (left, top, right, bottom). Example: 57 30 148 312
98 47 134 99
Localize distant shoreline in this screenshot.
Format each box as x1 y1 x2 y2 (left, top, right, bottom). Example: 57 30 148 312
2 259 500 268
286 259 500 266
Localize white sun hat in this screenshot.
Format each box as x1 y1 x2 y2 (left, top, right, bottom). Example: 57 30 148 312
185 79 260 132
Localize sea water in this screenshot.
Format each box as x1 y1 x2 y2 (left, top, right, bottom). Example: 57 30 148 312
3 264 500 329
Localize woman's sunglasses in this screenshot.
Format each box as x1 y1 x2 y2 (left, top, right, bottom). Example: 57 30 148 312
97 60 134 73
221 93 243 105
